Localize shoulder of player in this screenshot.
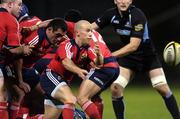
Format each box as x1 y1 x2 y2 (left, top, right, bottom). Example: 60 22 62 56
130 6 146 17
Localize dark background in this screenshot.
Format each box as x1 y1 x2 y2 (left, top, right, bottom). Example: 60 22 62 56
24 0 180 84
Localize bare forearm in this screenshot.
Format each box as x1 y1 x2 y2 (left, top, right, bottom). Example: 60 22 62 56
9 46 24 54
112 44 136 57
62 58 83 75
30 19 53 31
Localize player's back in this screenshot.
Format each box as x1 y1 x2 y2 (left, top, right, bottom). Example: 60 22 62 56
0 8 19 49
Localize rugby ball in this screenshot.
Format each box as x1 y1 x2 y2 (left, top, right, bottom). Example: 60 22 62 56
163 41 180 66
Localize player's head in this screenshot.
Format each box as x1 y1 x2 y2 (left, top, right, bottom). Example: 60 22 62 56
46 18 68 45
75 20 92 46
64 9 82 22
17 3 29 21
114 0 132 11
74 109 87 119
1 0 22 17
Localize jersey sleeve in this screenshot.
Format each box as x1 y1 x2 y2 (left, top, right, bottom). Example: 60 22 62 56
131 9 147 38
57 41 73 60
6 18 20 47
95 8 114 29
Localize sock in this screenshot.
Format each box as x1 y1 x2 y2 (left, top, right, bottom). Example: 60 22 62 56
162 94 180 119
82 100 101 119
62 104 75 119
17 107 30 119
27 114 44 119
112 96 125 119
0 102 9 119
9 102 20 119
92 96 104 119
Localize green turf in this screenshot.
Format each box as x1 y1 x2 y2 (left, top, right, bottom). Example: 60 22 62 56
101 85 180 119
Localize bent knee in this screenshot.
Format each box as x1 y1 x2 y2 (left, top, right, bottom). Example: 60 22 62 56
77 96 88 106
110 83 124 97
154 84 171 96
64 95 77 105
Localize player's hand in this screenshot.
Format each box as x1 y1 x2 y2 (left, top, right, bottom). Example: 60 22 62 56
89 62 101 69
78 69 88 80
22 45 34 56
94 42 100 55
18 81 31 93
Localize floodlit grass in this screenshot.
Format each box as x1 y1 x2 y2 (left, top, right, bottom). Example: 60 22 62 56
101 85 180 119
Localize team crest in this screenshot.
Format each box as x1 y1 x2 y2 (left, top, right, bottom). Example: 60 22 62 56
80 53 87 59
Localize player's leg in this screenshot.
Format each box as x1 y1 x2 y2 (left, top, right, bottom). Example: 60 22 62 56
17 68 42 118
44 103 62 119
77 79 101 119
0 67 9 119
110 66 133 119
52 84 76 119
149 68 180 119
40 69 76 119
91 95 104 119
77 67 119 119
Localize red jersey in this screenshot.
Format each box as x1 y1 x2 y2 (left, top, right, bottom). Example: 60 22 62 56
0 8 20 64
66 21 119 68
47 39 96 78
0 8 20 49
22 28 53 68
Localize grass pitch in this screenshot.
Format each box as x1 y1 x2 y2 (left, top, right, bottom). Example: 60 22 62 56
101 85 180 119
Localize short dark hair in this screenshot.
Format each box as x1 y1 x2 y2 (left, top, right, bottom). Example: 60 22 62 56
64 9 82 22
47 18 67 32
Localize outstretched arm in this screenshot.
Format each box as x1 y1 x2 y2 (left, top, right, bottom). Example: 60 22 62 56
112 37 141 57
62 58 88 80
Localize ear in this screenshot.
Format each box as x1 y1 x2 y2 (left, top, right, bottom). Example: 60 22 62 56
114 0 117 4
130 0 133 4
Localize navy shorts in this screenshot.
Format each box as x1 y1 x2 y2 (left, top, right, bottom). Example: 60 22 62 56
118 53 162 72
33 58 51 74
3 65 39 89
22 68 40 89
0 64 6 79
40 69 67 98
87 67 119 91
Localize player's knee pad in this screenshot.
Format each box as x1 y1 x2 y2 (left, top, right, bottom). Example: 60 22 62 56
113 75 129 88
151 75 167 88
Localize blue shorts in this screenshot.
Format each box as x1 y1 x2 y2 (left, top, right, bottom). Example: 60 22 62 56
87 67 119 91
33 58 51 74
0 64 6 79
22 68 40 89
40 69 67 98
3 65 39 89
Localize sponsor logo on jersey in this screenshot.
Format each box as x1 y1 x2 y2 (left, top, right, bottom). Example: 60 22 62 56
116 29 131 36
134 24 143 31
112 20 119 24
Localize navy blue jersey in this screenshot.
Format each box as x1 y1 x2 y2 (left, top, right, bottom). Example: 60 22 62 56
95 5 156 56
